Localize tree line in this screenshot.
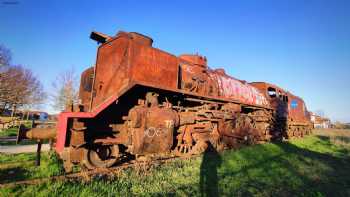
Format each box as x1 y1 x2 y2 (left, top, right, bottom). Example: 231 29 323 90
0 44 79 117
0 45 46 116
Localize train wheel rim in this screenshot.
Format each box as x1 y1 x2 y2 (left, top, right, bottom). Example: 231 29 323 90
84 144 119 169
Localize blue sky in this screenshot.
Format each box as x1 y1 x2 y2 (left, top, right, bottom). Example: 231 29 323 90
1 0 349 122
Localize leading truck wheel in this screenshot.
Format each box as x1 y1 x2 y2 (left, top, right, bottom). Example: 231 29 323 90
83 144 119 169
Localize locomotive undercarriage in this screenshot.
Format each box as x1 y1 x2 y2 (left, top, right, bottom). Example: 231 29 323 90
285 122 313 139
270 117 313 140
62 90 303 171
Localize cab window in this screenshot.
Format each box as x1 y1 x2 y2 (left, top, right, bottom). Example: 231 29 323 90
267 87 276 98
291 100 298 109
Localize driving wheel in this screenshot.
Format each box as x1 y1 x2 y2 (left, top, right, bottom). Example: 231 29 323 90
83 144 119 169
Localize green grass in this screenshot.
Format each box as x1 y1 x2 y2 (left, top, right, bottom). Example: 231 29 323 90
0 127 19 146
0 152 64 184
1 133 350 197
0 120 32 138
0 127 18 137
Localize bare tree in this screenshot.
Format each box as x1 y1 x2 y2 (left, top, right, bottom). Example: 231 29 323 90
0 44 11 67
0 45 11 112
51 68 79 112
0 45 46 116
0 65 46 115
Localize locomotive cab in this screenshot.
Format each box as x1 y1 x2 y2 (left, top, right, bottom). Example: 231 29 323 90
250 82 312 139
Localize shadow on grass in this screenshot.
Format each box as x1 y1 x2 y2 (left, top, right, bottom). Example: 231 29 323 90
334 136 350 144
0 167 29 184
199 143 222 197
0 152 64 185
218 137 350 196
317 134 350 147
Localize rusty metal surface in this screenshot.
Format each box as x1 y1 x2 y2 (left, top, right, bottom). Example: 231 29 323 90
131 43 179 92
25 128 56 140
250 82 312 139
178 54 269 107
210 71 269 106
127 105 178 154
17 124 56 143
87 32 271 113
79 67 94 111
250 82 311 123
48 29 312 171
90 32 131 111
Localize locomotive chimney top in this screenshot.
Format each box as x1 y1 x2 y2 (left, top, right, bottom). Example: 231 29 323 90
179 54 207 67
90 31 112 44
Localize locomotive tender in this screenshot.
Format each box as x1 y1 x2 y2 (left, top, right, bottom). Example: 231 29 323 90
21 30 313 171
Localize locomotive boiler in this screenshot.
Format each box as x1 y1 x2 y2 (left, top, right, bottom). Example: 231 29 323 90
18 30 312 171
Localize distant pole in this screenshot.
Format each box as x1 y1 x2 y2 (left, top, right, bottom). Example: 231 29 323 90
36 140 42 166
11 104 16 117
49 139 53 151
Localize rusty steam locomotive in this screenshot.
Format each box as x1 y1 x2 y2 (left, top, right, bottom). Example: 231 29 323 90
18 30 313 171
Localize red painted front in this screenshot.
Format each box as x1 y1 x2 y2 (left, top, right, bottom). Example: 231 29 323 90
55 95 118 153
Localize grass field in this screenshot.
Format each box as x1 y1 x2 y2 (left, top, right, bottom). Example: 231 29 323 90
0 127 18 137
1 129 350 197
0 152 64 184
